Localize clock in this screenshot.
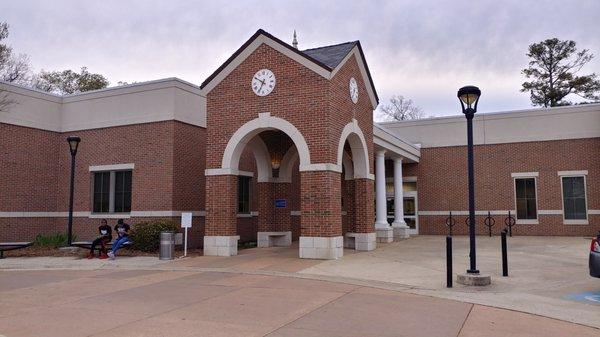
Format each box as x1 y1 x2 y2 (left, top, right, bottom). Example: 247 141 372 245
349 77 358 103
252 69 276 96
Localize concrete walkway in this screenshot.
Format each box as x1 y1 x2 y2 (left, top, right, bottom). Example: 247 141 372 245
1 269 598 337
1 235 599 335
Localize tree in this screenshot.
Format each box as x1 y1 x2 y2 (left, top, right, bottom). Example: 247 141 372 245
521 38 600 107
379 95 423 121
33 67 109 95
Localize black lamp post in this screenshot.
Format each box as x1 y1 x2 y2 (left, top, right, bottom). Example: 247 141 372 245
457 86 481 274
66 136 81 246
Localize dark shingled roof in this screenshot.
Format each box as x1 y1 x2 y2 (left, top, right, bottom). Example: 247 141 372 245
301 42 358 69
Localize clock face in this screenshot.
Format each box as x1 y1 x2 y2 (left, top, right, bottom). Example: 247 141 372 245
349 77 358 103
252 69 276 96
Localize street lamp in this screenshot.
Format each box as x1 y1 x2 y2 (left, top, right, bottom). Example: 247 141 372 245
457 86 481 274
66 136 81 246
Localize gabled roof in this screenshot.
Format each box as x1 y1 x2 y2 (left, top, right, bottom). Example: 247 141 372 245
200 29 379 107
302 41 358 68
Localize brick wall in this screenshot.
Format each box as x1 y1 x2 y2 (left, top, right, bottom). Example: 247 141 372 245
0 121 208 244
414 138 600 236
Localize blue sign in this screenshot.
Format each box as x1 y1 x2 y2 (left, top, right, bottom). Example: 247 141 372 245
275 199 287 208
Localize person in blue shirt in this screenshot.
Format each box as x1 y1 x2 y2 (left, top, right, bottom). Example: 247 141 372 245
108 219 131 260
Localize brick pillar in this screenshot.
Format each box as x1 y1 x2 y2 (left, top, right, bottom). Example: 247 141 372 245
257 182 292 247
342 179 356 234
348 178 376 251
204 175 239 256
299 170 343 259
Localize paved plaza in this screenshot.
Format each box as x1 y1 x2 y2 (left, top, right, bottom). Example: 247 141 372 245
1 236 599 336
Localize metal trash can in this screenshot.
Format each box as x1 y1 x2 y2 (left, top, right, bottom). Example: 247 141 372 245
159 231 175 260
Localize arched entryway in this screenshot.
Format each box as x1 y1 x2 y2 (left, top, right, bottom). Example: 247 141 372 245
337 120 377 251
204 113 310 256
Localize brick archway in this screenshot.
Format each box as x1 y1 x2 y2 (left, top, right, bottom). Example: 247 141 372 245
221 113 311 173
337 119 371 179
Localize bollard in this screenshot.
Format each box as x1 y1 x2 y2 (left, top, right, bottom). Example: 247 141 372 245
501 229 508 276
446 236 453 288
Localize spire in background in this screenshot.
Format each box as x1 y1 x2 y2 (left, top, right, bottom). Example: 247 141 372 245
292 30 298 49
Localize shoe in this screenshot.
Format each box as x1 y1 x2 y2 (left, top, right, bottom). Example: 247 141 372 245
108 251 115 260
99 253 108 259
87 252 95 259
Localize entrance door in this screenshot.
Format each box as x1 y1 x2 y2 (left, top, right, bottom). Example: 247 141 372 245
403 192 418 235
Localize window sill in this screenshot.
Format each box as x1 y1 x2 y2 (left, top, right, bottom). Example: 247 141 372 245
563 220 589 225
516 219 539 225
89 213 131 219
237 212 258 218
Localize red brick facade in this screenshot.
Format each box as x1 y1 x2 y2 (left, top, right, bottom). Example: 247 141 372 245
203 40 376 241
411 138 600 236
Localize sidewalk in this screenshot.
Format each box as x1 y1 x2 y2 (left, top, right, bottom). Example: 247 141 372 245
2 235 599 330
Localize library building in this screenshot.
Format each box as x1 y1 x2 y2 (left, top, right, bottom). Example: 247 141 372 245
1 29 599 259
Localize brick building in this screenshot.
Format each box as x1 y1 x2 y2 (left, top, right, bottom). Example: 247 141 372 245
1 29 599 259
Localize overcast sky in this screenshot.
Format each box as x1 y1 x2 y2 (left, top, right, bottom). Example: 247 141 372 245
2 0 599 117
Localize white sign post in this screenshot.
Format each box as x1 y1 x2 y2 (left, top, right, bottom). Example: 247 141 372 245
181 212 192 257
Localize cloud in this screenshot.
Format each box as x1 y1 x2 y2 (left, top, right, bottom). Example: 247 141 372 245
1 0 599 116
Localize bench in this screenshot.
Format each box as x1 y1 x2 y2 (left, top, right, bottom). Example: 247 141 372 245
257 231 292 248
0 242 33 258
72 240 131 252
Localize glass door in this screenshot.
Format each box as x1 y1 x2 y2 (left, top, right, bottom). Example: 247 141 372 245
403 192 418 234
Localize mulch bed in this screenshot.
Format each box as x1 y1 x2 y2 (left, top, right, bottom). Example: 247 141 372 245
1 245 195 259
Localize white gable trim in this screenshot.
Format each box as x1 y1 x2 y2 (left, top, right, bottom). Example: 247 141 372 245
200 35 330 95
331 46 378 109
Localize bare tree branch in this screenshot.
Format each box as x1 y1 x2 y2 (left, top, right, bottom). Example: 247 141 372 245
379 95 423 121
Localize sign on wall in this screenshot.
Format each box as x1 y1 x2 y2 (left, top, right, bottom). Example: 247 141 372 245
275 199 287 208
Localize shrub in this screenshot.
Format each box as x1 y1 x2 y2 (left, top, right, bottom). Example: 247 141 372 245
34 232 76 248
129 219 178 252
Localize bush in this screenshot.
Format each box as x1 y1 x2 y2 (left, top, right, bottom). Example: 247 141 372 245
129 219 179 252
34 232 76 248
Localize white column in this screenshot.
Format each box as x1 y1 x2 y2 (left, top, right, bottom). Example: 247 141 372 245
392 157 410 239
375 150 393 243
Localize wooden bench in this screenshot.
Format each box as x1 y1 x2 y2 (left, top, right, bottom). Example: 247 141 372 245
0 242 33 258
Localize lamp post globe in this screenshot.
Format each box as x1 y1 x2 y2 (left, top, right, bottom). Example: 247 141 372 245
457 85 481 274
67 136 81 156
66 136 81 246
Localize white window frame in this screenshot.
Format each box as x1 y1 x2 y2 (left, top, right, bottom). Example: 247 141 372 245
559 171 588 225
512 172 539 225
90 164 134 216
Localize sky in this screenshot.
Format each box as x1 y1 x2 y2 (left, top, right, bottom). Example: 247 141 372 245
1 0 599 118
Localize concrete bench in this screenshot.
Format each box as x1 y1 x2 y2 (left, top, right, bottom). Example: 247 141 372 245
0 242 33 258
257 231 292 248
344 233 376 251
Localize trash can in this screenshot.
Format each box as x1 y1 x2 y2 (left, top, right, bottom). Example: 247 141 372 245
159 231 175 260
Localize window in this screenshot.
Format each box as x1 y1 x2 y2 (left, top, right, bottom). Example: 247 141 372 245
114 171 132 213
93 172 110 213
515 178 537 220
92 170 132 213
238 176 251 213
562 176 587 221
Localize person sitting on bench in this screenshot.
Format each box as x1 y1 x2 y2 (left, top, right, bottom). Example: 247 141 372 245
88 219 112 259
108 219 131 260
